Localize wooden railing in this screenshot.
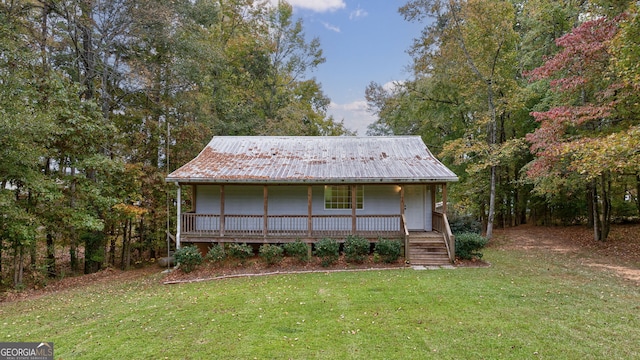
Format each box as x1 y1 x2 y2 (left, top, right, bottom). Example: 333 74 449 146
432 211 455 262
181 213 402 238
401 214 409 260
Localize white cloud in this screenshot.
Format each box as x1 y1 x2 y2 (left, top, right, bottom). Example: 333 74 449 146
382 80 405 94
328 100 376 136
281 0 346 12
322 22 341 32
349 6 368 20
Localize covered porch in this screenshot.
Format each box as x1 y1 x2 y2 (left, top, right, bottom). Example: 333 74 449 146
175 183 455 263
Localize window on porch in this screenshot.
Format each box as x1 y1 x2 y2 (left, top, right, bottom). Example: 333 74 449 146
324 185 363 210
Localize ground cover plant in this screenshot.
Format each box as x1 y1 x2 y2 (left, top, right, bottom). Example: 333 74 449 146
343 235 370 263
374 238 403 263
258 244 284 265
283 240 311 263
455 232 489 260
205 243 226 263
314 237 340 266
227 243 254 263
1 226 639 359
173 245 203 273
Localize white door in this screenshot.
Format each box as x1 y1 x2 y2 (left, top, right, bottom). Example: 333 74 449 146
405 185 425 230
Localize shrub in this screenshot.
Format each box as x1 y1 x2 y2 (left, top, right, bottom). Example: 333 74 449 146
314 237 339 267
374 238 403 263
228 243 254 262
283 240 310 263
455 232 489 260
343 235 370 263
205 243 226 263
449 214 482 235
174 245 203 273
259 244 284 265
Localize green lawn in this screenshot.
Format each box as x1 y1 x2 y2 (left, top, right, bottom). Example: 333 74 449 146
1 245 638 359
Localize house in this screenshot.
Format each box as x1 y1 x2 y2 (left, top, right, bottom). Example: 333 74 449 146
166 136 458 265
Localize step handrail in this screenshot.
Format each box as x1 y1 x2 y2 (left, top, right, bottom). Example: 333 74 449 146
433 212 455 263
401 214 409 262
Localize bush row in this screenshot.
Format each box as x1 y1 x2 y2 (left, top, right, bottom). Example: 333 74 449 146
174 237 403 273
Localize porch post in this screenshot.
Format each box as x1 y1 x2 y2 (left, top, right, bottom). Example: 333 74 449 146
400 185 407 260
307 185 313 237
220 185 225 236
442 183 448 214
263 185 268 237
400 185 405 217
176 183 181 249
351 184 357 233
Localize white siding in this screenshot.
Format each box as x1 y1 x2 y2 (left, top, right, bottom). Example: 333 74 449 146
268 186 308 214
195 185 220 214
191 184 431 232
196 184 416 215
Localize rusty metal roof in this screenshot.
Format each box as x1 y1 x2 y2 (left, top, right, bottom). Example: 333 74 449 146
166 136 458 184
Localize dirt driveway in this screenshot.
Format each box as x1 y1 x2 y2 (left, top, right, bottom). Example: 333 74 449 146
493 224 640 283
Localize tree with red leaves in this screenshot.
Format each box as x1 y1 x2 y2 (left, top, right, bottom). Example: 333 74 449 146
526 15 640 241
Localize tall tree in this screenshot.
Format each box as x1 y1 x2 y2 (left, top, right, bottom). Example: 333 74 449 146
396 0 519 238
526 15 638 240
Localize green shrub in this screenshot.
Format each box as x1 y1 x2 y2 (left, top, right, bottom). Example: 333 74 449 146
343 235 370 263
228 243 254 262
283 240 310 263
449 214 482 235
374 238 403 263
314 238 339 267
205 243 226 263
174 245 203 273
259 244 284 265
455 232 489 260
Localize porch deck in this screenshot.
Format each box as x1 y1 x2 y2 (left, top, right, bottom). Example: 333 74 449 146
179 212 455 265
180 213 404 242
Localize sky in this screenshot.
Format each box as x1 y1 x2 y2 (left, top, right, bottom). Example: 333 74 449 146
277 0 426 135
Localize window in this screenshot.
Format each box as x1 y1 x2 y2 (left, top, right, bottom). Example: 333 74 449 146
324 185 363 210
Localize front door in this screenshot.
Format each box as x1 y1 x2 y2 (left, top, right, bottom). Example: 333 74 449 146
405 185 425 230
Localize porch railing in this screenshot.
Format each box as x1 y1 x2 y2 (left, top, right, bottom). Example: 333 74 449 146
401 214 409 260
432 211 455 262
181 213 402 238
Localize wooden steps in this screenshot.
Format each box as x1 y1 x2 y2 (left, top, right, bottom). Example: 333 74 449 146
408 232 452 266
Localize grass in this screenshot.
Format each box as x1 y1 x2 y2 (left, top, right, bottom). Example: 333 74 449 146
0 246 639 359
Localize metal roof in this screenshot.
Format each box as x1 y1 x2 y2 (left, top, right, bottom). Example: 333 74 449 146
166 136 458 184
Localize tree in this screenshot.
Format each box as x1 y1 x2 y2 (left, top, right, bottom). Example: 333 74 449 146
526 15 639 240
396 0 519 239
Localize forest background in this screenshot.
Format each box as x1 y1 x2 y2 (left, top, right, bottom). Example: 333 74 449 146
1 0 639 289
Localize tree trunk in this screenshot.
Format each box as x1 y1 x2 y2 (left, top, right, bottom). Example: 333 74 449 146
592 180 601 241
69 242 79 273
600 172 612 241
70 168 79 272
126 219 133 268
121 220 128 270
109 224 117 266
14 246 24 288
586 183 595 228
46 233 56 278
636 173 640 216
29 239 37 271
83 231 104 274
0 238 3 283
486 165 497 239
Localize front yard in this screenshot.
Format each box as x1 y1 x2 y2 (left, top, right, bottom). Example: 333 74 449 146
1 225 638 359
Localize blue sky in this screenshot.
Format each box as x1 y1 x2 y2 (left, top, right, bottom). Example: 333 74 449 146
280 0 425 135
